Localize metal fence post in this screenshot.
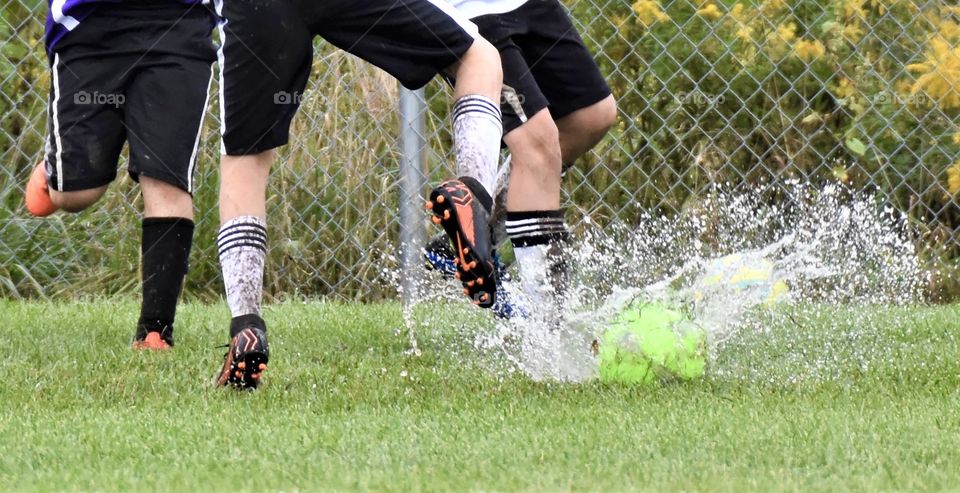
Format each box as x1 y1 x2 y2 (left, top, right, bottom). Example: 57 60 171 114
398 87 428 306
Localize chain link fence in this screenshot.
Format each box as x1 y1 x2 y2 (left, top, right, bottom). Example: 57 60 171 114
1 0 958 301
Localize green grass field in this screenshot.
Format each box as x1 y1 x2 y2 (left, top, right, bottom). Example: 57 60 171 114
2 299 960 492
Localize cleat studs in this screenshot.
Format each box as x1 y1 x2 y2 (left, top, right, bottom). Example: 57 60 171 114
235 370 243 378
476 278 484 286
454 272 461 280
431 216 442 225
443 210 451 220
425 201 433 210
463 288 470 296
259 363 267 371
252 373 261 380
480 294 489 302
462 248 469 255
436 195 445 204
238 362 246 370
469 261 478 270
467 280 475 287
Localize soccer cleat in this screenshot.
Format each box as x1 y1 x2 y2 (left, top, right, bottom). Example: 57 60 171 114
426 177 497 308
423 233 525 319
24 160 57 217
131 332 171 351
216 327 269 390
423 233 459 277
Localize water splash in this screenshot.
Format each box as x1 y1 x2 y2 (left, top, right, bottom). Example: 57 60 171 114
396 181 928 384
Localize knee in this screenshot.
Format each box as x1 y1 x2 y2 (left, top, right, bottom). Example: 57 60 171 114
50 186 108 213
511 115 562 175
467 37 501 72
588 96 618 137
457 37 503 86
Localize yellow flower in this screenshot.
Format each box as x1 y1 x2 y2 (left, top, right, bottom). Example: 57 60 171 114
866 0 887 16
895 80 914 96
832 77 855 99
907 38 960 109
776 23 797 43
761 0 785 14
948 162 960 195
736 26 754 42
795 39 826 61
953 132 960 146
842 0 867 19
730 3 747 20
843 23 864 43
939 20 960 42
632 0 669 27
697 3 722 19
764 22 796 58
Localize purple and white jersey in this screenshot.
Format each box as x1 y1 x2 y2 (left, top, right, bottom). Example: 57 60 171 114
45 0 209 54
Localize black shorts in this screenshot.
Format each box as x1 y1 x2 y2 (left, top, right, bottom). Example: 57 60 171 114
472 0 612 134
46 3 216 193
217 0 479 156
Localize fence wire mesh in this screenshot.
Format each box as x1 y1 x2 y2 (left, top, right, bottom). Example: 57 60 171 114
1 0 958 301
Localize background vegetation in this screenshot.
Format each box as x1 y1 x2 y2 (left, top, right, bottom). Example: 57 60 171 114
1 0 958 300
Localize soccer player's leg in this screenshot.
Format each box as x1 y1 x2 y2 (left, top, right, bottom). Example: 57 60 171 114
519 0 616 171
123 5 216 351
311 0 503 308
555 95 618 169
499 90 572 314
26 45 125 217
213 0 314 388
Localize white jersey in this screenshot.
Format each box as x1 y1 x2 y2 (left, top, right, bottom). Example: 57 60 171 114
446 0 529 19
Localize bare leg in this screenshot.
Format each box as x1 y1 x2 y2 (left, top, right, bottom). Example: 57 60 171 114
445 38 504 195
447 38 502 103
141 176 193 220
220 150 274 223
217 149 273 326
555 95 617 165
49 185 109 213
503 109 562 212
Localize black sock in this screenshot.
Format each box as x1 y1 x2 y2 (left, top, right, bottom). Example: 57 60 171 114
136 217 194 345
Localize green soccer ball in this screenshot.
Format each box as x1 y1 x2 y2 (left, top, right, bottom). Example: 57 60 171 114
598 301 707 385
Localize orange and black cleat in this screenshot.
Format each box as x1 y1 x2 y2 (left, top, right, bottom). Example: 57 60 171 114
426 176 497 308
132 332 172 351
216 327 269 390
24 160 57 217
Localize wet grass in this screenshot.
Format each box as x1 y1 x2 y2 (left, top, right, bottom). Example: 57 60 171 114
1 299 959 492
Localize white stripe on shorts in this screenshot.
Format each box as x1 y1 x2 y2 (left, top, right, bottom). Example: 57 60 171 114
187 64 215 193
215 0 228 155
51 52 65 192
